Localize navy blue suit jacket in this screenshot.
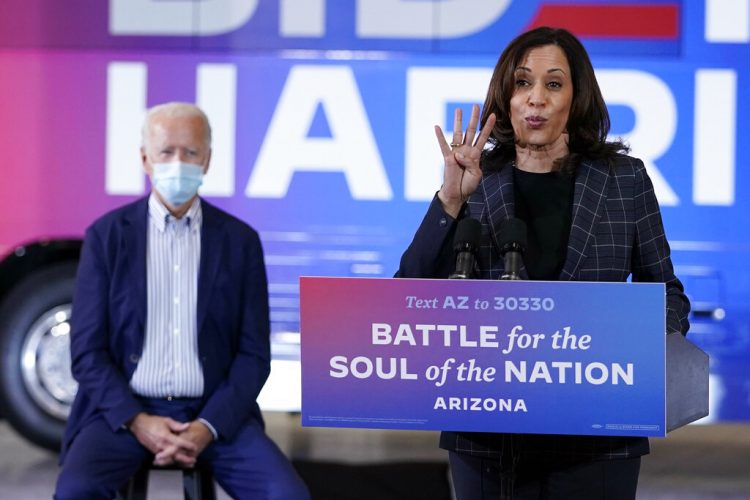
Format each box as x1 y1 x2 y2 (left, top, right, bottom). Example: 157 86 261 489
397 155 690 459
61 197 270 462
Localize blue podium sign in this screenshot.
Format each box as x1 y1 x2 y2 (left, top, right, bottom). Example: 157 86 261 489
301 277 667 437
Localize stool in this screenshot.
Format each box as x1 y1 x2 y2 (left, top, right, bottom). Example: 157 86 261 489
118 463 217 500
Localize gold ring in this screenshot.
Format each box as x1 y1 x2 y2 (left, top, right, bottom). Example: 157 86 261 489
450 142 461 148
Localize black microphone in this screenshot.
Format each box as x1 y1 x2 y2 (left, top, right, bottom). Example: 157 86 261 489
449 218 482 279
499 217 526 280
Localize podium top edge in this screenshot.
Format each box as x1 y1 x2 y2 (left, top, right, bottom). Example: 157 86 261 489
298 276 666 288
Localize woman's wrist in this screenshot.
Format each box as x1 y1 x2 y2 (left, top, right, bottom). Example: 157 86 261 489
437 188 464 218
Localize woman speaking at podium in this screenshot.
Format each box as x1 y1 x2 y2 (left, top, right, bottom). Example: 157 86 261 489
396 27 690 499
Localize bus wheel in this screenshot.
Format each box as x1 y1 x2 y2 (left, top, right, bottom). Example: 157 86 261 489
0 263 78 451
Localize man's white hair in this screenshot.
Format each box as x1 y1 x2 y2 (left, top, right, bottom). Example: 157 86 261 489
141 102 212 149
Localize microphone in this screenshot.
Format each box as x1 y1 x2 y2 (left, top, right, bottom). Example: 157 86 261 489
449 218 482 280
499 217 526 280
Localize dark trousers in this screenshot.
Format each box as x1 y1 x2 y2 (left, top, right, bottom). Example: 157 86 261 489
449 451 640 500
55 398 309 500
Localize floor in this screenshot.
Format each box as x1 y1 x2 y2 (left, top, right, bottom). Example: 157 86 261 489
0 414 748 499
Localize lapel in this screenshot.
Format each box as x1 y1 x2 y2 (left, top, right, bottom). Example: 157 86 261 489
122 198 149 336
558 158 611 280
480 162 529 280
197 200 225 335
481 163 514 229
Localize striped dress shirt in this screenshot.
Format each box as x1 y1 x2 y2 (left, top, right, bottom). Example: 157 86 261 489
130 194 204 399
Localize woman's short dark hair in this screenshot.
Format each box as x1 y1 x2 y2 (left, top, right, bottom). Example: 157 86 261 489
481 26 627 172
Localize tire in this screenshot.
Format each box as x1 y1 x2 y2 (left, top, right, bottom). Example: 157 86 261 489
0 262 79 451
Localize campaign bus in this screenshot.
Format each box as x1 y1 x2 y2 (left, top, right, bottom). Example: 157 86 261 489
0 0 748 450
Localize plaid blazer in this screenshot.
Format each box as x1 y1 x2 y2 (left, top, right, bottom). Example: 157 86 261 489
397 154 691 460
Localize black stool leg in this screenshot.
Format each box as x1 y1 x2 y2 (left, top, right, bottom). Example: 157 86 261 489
118 464 149 500
182 468 217 500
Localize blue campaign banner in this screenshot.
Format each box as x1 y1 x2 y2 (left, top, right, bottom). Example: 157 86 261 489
301 277 667 437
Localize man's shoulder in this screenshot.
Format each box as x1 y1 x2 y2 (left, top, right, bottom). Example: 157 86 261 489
88 197 148 233
201 199 258 238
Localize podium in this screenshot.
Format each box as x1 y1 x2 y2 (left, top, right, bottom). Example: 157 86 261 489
300 277 708 437
666 332 709 431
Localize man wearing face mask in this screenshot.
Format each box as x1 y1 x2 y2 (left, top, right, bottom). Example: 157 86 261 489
54 102 310 499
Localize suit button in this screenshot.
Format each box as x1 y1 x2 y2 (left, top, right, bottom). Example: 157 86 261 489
129 354 140 363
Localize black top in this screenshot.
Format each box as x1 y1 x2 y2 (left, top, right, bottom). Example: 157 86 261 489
513 168 575 280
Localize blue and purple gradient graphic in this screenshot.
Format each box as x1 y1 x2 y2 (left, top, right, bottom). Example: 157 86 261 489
0 0 748 421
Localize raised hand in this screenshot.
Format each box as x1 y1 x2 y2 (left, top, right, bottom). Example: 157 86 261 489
435 104 496 218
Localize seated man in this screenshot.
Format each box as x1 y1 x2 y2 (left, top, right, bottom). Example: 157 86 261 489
55 102 309 499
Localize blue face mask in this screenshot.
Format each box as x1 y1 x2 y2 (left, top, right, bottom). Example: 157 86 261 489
151 161 204 206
